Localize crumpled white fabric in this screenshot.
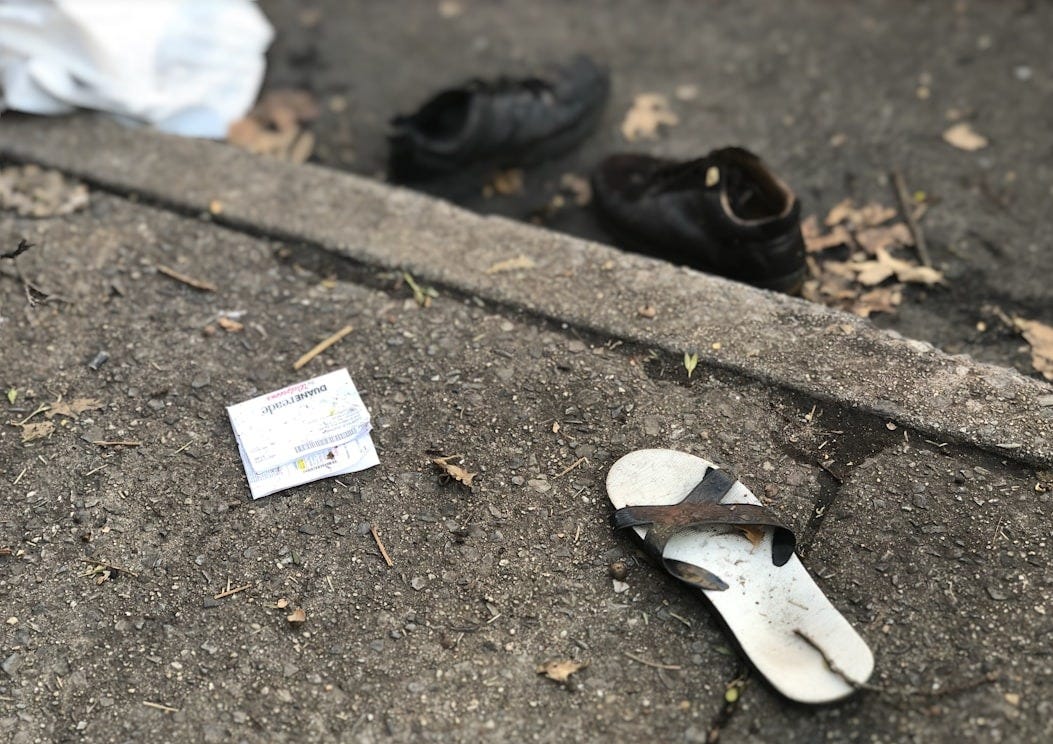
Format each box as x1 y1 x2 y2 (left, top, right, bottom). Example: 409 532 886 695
0 0 274 138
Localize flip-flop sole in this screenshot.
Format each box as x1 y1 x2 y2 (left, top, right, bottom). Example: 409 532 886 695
607 448 873 704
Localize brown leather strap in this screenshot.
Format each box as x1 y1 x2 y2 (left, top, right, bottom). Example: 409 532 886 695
611 466 797 591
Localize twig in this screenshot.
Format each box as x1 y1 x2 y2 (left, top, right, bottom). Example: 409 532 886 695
668 611 693 628
0 246 60 305
142 701 179 713
891 170 933 268
990 513 1005 546
555 456 587 479
173 441 192 454
14 403 49 425
156 264 218 292
92 440 142 447
12 466 28 485
293 324 354 370
213 583 252 600
622 651 682 670
82 464 107 477
370 523 393 567
79 557 139 577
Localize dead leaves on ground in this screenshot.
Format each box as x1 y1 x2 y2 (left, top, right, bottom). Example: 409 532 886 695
18 421 54 443
1013 317 1053 380
530 172 593 224
0 165 89 217
228 89 320 163
802 198 943 318
46 398 103 419
12 397 103 443
483 169 524 197
735 525 766 549
431 454 476 488
621 93 678 141
536 659 587 684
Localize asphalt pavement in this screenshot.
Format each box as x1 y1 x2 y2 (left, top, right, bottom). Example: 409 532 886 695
259 0 1053 377
2 2 1053 741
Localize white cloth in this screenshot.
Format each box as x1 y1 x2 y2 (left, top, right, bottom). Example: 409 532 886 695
0 0 273 138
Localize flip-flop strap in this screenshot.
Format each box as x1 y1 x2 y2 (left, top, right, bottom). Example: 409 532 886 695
611 466 796 591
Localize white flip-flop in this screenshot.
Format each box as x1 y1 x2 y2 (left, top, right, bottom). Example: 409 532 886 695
607 448 873 704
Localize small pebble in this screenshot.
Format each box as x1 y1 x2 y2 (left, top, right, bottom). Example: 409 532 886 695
609 560 628 581
2 652 21 677
527 479 551 493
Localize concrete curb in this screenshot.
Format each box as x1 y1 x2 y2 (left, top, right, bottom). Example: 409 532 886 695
2 114 1051 466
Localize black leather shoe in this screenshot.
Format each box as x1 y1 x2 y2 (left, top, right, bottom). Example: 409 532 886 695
388 55 609 182
591 148 807 293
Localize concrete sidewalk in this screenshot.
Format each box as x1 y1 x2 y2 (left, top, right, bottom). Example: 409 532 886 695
1 118 1051 742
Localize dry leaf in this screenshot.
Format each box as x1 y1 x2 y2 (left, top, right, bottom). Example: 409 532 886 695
46 398 103 419
735 525 765 548
255 89 320 127
286 130 316 165
820 260 859 281
621 93 679 141
485 255 536 274
487 169 523 196
432 455 476 488
852 259 897 287
854 223 912 256
889 260 943 285
559 173 592 206
876 248 942 285
851 286 902 317
823 198 855 227
228 89 319 162
802 215 852 253
536 659 587 683
851 248 943 287
943 122 988 151
1014 317 1053 380
19 421 54 442
217 316 244 333
825 199 896 229
0 164 89 217
287 607 307 623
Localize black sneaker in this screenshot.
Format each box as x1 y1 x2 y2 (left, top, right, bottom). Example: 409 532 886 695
591 148 807 293
388 55 609 182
